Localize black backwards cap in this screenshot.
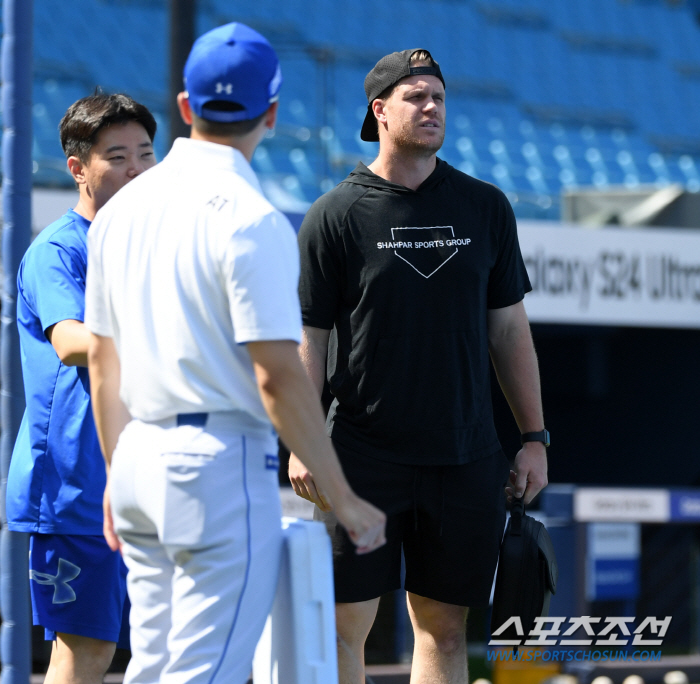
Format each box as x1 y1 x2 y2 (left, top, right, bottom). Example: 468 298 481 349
360 48 445 142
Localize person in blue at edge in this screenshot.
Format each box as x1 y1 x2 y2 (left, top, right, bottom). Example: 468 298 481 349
6 92 157 684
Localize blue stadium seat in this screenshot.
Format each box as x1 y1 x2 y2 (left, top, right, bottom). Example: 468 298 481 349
17 0 700 216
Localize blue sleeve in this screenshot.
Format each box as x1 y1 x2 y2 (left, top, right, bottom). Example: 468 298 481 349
21 240 86 332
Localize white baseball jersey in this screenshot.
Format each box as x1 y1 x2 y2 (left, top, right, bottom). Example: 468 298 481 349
85 137 302 429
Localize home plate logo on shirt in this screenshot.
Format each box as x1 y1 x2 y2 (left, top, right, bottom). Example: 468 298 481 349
388 226 465 278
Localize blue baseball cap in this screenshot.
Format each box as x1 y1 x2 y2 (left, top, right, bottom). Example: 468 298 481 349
183 23 282 123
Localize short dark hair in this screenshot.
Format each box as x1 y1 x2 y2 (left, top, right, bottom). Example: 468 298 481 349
59 92 157 162
191 100 267 137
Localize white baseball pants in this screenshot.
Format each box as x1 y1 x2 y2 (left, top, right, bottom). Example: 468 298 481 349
110 413 283 684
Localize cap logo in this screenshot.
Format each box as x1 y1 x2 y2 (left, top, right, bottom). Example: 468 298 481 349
215 82 233 95
269 64 282 99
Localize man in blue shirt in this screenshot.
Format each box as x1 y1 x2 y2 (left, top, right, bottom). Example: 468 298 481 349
7 92 157 684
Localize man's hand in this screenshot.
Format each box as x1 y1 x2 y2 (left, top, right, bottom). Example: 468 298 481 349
288 452 332 512
289 452 385 552
102 473 122 553
333 491 387 555
505 442 548 504
289 452 386 553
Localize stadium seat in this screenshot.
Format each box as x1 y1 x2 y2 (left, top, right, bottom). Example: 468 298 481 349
19 0 700 217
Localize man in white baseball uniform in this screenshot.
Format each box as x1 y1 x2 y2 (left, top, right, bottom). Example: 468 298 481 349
84 23 386 684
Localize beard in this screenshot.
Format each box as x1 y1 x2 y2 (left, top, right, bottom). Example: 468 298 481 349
390 121 445 156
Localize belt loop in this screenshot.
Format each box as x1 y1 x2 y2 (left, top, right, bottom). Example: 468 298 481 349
176 412 208 427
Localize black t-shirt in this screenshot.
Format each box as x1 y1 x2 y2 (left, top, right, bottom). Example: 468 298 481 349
298 159 531 465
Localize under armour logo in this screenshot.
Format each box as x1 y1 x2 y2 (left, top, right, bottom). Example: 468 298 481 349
30 558 81 604
215 82 233 95
269 64 282 99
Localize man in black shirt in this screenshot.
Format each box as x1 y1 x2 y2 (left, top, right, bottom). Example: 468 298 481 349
290 48 548 683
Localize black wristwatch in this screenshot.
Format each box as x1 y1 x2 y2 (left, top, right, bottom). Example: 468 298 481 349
521 429 550 448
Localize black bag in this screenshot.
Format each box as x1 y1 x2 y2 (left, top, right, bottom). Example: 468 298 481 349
490 498 558 650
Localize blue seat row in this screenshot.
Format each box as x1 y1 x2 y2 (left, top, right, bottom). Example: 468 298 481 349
9 0 700 221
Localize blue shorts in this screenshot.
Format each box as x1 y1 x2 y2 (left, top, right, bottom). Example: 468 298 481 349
30 533 130 648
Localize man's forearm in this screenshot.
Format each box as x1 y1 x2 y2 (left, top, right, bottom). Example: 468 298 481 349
488 301 547 502
249 340 352 506
87 333 131 466
491 332 544 431
299 326 330 396
251 339 386 550
488 304 544 432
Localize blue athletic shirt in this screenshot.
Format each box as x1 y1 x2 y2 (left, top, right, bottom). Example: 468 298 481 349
7 209 104 535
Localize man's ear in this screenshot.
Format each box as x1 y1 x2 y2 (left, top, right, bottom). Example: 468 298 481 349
372 98 387 126
177 92 193 125
264 101 279 130
67 156 86 186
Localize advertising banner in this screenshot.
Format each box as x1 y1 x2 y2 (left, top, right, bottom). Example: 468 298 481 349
586 523 641 601
574 488 670 523
519 222 700 329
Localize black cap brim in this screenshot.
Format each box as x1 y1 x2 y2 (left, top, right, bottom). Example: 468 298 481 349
360 104 379 142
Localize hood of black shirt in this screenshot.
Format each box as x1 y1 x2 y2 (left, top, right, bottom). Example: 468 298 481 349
342 159 451 194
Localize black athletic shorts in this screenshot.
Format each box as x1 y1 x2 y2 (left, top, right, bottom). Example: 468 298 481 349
315 441 510 607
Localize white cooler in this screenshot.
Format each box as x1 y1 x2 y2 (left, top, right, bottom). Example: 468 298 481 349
252 517 338 684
